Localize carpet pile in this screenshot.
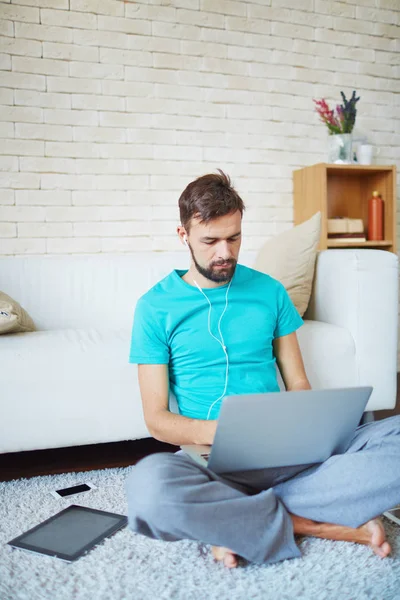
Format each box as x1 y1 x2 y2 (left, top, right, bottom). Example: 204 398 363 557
1 466 399 600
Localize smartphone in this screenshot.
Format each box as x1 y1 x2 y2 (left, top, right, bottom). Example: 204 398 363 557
50 482 96 499
383 507 400 526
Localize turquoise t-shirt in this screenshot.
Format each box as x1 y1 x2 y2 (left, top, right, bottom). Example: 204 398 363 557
129 264 303 420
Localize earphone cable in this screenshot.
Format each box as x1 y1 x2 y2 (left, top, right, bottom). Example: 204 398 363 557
193 278 232 420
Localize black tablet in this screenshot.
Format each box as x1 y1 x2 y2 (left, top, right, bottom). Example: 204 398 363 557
7 505 127 562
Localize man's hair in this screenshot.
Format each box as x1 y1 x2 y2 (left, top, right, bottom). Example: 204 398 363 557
178 169 245 233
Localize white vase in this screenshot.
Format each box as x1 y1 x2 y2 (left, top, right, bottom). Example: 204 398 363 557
328 133 353 164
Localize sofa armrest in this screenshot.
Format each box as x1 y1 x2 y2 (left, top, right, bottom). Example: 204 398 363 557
304 249 398 411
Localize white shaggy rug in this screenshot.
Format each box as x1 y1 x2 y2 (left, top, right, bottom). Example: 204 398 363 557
1 466 399 600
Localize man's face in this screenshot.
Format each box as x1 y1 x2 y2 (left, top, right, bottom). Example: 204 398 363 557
184 211 242 283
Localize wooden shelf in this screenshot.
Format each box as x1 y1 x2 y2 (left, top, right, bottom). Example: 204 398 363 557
316 164 394 172
293 163 397 254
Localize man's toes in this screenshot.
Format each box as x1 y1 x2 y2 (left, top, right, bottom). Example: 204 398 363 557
378 541 391 558
371 540 391 558
364 518 391 558
224 552 238 568
211 545 238 568
212 545 226 561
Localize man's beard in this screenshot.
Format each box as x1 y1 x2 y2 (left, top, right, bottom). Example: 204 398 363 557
188 244 237 283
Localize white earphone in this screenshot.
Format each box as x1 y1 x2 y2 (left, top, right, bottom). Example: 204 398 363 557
193 278 231 421
183 235 189 248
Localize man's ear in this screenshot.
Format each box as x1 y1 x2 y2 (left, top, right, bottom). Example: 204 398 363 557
177 225 188 248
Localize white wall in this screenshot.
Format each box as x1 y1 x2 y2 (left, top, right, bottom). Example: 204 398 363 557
0 0 399 257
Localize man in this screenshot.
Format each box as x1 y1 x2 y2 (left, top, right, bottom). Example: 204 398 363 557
126 170 399 568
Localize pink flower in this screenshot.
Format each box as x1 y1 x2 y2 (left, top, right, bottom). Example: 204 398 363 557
313 98 342 134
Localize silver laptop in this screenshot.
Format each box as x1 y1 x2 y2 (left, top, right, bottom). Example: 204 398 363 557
181 387 372 473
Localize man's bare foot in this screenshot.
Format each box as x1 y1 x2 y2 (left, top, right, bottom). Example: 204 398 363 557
291 514 391 558
363 518 392 558
211 545 238 568
211 516 391 568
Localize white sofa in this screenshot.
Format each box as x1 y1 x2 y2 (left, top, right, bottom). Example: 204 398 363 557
0 249 398 455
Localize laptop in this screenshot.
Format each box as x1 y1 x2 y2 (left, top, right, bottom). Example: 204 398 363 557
181 387 372 473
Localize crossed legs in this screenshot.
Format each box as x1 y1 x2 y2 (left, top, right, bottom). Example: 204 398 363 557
126 416 400 566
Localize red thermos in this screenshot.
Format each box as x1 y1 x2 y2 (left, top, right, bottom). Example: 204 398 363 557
368 191 384 241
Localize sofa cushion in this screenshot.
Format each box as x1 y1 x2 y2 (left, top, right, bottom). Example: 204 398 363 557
0 328 148 453
0 291 35 334
253 212 321 316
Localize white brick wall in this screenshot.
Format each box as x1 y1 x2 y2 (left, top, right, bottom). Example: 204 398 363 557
0 0 398 248
1 0 400 361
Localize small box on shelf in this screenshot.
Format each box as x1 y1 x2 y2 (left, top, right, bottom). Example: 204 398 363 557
327 217 364 234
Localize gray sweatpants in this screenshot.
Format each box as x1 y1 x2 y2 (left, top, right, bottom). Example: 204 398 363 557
125 416 400 565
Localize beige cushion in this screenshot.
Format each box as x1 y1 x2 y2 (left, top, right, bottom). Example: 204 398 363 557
0 291 35 334
253 212 321 317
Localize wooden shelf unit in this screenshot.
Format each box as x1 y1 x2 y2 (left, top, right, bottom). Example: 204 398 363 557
293 163 397 254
